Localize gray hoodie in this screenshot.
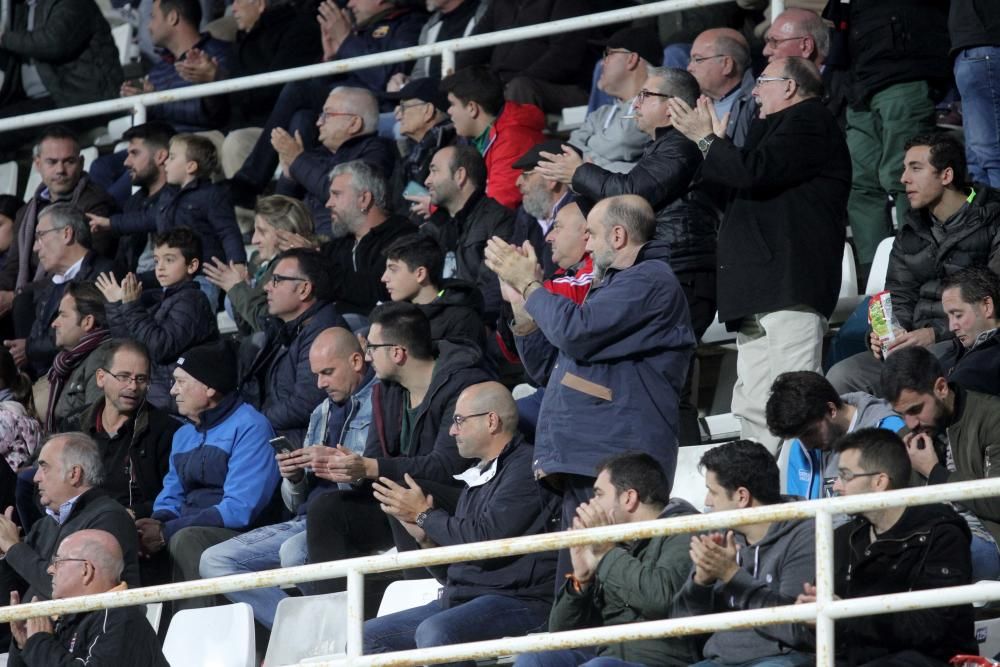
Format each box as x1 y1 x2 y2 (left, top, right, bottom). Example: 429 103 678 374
672 509 815 664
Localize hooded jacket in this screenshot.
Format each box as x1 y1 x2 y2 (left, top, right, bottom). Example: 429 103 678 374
105 280 220 410
417 279 486 350
674 512 815 664
549 498 703 666
785 393 905 499
152 394 280 540
572 126 718 274
240 300 348 447
482 102 546 210
422 189 514 323
832 503 976 664
886 184 1000 340
515 240 695 481
364 339 493 485
421 435 560 608
946 328 1000 397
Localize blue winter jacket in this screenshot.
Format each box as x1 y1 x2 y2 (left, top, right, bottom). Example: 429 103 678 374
515 240 695 482
152 394 279 539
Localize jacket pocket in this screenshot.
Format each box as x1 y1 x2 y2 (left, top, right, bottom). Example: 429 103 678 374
560 372 613 402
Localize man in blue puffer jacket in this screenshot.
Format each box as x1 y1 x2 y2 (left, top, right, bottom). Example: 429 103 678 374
136 340 279 611
766 371 904 500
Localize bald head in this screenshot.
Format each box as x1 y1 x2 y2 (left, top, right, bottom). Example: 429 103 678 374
50 530 124 599
689 28 749 99
765 8 829 64
462 381 518 435
313 326 364 359
310 326 367 403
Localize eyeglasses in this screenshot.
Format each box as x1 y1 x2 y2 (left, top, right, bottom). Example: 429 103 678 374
836 469 883 483
395 101 430 113
603 47 631 59
364 342 400 357
754 75 793 87
101 369 150 386
49 555 88 569
35 226 63 240
318 111 358 124
764 35 806 49
269 273 307 288
452 412 491 428
636 89 673 104
689 54 727 65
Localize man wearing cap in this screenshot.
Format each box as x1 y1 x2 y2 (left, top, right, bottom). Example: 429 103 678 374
508 140 575 277
568 27 658 173
687 28 757 147
136 340 280 611
387 78 458 222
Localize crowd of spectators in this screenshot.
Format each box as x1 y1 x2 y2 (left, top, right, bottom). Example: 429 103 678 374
0 0 998 665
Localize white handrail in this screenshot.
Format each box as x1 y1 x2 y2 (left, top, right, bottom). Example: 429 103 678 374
0 0 760 133
3 477 1000 667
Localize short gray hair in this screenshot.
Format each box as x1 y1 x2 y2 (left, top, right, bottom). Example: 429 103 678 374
714 33 751 74
330 86 379 135
51 432 104 487
329 160 388 211
39 201 92 250
604 194 655 244
799 10 830 61
647 66 701 107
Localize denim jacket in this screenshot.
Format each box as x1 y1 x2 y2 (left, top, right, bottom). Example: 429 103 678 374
281 368 377 514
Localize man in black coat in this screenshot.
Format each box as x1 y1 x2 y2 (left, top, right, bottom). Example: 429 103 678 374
671 56 851 452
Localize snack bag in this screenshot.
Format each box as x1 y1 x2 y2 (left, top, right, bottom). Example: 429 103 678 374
868 291 904 357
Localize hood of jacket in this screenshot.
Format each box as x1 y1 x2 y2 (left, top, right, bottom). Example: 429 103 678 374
492 101 545 138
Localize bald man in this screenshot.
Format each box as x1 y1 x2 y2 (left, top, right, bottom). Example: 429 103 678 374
200 326 377 628
687 28 757 146
368 381 560 659
8 530 168 666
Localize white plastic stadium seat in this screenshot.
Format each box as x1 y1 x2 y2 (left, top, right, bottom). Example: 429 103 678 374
22 166 41 200
377 579 442 618
145 602 163 632
111 22 133 66
671 443 720 509
865 237 895 295
80 146 99 171
218 311 238 335
162 602 255 667
263 593 348 666
977 617 1000 662
0 161 17 196
831 242 862 326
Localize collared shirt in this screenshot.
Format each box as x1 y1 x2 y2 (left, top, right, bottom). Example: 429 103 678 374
453 456 499 488
713 82 743 121
45 493 83 525
51 256 85 285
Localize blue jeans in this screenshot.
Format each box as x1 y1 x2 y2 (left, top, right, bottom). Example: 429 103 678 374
691 652 814 667
515 650 644 667
199 516 308 628
971 533 1000 581
955 46 1000 187
364 595 550 667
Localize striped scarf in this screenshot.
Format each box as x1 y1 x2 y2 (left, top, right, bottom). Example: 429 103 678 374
46 328 111 432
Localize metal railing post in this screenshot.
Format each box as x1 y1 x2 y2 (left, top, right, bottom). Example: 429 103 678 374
814 509 835 666
133 101 147 125
347 569 365 657
771 0 785 19
441 48 456 77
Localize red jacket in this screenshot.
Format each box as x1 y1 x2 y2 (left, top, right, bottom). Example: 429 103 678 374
484 102 545 209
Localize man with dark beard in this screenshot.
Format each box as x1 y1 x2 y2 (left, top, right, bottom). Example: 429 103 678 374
318 161 415 318
882 346 1000 580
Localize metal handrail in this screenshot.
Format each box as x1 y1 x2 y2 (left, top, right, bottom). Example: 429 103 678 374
3 477 1000 666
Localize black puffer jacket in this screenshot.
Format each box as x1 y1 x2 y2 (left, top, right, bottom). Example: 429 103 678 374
572 126 718 274
885 185 1000 339
833 503 976 665
950 0 1000 52
422 190 514 323
364 339 493 484
417 279 486 350
105 280 220 410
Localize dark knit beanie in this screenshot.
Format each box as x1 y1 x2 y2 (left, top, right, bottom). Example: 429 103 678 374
176 340 237 395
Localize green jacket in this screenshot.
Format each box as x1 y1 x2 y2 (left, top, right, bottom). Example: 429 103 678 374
52 338 113 432
548 498 702 666
928 385 1000 543
0 0 123 107
227 260 273 335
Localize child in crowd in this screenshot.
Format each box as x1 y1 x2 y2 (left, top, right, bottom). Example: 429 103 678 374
90 134 247 306
96 227 220 411
382 233 486 349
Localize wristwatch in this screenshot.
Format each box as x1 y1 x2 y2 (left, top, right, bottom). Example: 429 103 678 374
415 510 432 528
697 134 717 156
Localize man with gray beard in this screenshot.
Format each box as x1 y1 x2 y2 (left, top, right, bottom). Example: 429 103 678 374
318 161 415 318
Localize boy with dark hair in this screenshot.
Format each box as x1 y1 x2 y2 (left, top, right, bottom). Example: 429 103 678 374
674 439 815 667
793 427 976 666
90 134 246 306
96 227 220 410
382 233 485 349
440 66 545 209
766 371 904 499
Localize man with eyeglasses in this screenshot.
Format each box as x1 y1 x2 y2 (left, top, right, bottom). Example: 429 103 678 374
566 27 658 173
794 428 976 666
304 302 491 591
687 28 756 147
367 381 559 660
240 247 348 448
669 56 850 453
6 529 168 667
